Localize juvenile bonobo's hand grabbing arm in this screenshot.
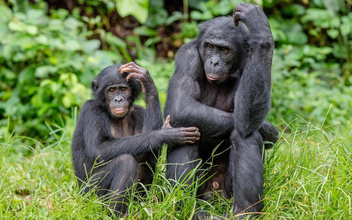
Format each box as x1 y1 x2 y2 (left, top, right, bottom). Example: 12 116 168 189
161 115 200 146
80 62 201 162
232 3 274 138
82 111 201 162
120 62 162 132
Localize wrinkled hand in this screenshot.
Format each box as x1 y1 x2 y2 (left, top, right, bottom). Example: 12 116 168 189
120 62 152 94
162 115 201 144
233 3 270 33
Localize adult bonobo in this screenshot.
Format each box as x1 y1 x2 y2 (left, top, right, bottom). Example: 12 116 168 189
72 62 200 216
164 3 278 218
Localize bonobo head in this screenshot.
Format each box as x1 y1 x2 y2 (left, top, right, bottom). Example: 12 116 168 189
91 65 141 118
198 17 248 84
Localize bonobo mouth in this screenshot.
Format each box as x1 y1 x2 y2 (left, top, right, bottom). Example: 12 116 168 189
206 73 227 82
111 107 128 117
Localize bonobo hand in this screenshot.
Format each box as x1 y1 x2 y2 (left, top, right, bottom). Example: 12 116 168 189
233 3 271 35
120 62 153 95
161 115 201 145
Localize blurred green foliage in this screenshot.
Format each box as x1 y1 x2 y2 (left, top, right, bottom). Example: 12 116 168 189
0 0 352 139
0 0 118 138
264 0 352 126
116 0 149 23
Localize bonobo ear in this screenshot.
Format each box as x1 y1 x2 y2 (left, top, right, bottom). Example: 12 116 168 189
91 80 99 92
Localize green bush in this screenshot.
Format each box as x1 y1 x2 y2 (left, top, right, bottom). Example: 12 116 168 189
1 0 352 139
0 1 123 139
261 0 352 127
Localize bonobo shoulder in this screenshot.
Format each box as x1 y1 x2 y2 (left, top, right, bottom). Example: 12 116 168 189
79 100 95 113
78 100 108 121
175 40 199 61
174 40 204 80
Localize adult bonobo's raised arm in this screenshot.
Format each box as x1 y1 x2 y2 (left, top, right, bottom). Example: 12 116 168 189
72 62 200 216
164 3 279 219
232 3 274 138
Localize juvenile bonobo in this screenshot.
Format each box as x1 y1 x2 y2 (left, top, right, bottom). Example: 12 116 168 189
71 62 200 216
164 3 279 218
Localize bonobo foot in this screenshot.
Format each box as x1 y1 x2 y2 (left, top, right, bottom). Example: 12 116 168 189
192 210 222 220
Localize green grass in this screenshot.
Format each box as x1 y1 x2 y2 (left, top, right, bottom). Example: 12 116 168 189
1 117 351 219
263 120 352 219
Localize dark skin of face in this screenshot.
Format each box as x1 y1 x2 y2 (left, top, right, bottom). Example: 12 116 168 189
201 39 237 83
106 83 131 118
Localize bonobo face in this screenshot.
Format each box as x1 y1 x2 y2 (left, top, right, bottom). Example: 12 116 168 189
201 39 237 83
92 65 141 119
105 82 132 118
198 17 246 84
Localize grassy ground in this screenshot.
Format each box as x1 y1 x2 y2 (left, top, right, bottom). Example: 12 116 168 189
1 115 351 219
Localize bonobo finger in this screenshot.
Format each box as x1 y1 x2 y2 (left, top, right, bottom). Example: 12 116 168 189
120 62 133 72
120 62 147 76
120 63 139 74
126 72 140 82
233 7 243 26
184 136 200 143
183 132 200 141
192 135 200 140
119 68 127 74
182 131 200 137
120 61 135 69
183 127 199 132
119 67 131 75
120 67 135 75
184 140 196 144
162 115 173 128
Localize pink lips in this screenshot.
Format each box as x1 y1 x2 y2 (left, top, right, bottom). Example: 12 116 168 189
113 108 126 114
206 73 227 82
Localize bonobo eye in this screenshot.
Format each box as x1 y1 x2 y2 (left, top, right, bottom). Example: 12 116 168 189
108 87 117 93
206 43 214 49
220 47 229 52
120 87 128 92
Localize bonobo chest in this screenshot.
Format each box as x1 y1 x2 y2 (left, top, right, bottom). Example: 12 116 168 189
110 120 134 138
199 80 238 112
109 110 142 138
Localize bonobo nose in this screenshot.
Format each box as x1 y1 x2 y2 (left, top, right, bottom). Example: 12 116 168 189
114 96 123 103
211 58 219 66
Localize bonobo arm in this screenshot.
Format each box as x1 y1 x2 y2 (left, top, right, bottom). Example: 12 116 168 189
233 3 274 137
120 62 163 132
80 102 200 162
165 42 234 138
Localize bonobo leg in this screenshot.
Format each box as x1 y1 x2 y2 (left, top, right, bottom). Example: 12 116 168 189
259 121 279 149
230 130 263 217
166 145 201 185
167 146 210 220
137 152 156 185
88 154 138 216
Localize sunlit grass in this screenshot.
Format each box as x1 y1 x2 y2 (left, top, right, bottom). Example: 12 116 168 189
263 120 352 219
1 118 351 219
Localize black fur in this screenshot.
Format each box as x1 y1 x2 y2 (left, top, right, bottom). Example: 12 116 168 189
72 63 200 215
164 3 279 218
